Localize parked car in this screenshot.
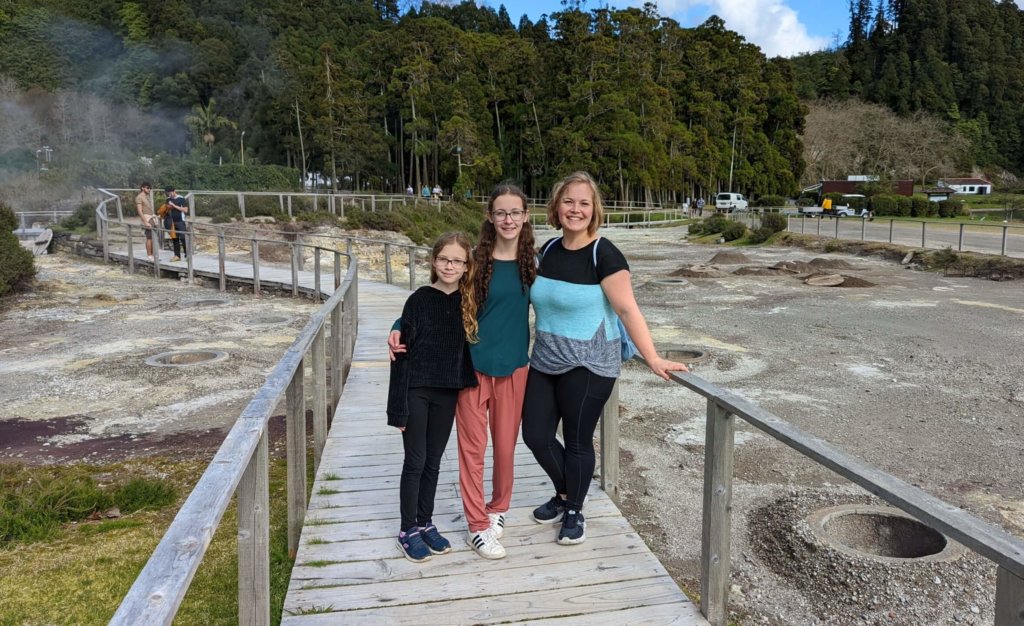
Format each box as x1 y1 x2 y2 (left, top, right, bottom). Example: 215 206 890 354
715 192 748 212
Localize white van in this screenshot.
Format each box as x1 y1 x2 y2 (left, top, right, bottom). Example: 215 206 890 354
715 192 748 212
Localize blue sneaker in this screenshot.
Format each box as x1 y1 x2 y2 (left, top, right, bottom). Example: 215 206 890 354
557 510 586 545
397 529 432 563
418 524 452 555
531 495 566 524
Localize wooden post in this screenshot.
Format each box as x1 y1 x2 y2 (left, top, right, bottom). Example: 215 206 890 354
800 215 805 233
700 399 735 626
237 428 270 626
334 251 341 291
600 380 620 504
995 566 1024 625
921 221 927 248
408 247 416 290
384 243 393 284
287 195 293 218
314 248 322 303
958 223 965 252
102 216 110 262
330 302 344 415
816 217 821 236
252 240 261 296
217 231 226 292
1002 225 1009 256
291 242 300 297
889 219 894 243
860 216 866 240
186 230 194 284
238 193 246 219
312 327 327 469
286 361 306 558
127 224 134 274
834 215 840 239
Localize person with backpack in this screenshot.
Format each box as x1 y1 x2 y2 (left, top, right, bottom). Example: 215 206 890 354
162 186 189 261
523 171 688 545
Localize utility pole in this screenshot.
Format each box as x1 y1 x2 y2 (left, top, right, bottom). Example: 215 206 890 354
294 100 307 187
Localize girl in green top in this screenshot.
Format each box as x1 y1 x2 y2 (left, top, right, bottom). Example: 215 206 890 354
390 183 536 559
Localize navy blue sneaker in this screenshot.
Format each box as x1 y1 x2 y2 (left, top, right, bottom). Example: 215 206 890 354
418 524 452 555
557 510 586 545
532 495 566 524
397 529 432 563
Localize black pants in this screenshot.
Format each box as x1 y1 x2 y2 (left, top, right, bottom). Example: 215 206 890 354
521 367 616 511
165 218 187 257
399 387 458 532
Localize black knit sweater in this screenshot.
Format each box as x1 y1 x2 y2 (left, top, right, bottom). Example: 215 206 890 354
386 286 477 427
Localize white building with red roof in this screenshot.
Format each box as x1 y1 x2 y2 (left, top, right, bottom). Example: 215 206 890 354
937 177 992 195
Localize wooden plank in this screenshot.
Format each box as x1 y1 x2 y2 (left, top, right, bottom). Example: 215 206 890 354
508 603 708 625
286 360 307 558
237 430 270 626
281 577 689 625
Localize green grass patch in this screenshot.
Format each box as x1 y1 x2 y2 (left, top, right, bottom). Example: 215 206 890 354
0 455 296 625
316 487 341 496
301 560 337 568
321 473 341 481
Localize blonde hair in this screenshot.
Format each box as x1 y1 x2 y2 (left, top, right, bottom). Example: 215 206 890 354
546 171 604 235
429 231 479 343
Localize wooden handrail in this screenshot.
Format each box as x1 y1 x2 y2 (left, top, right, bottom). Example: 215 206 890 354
602 359 1024 625
93 192 360 626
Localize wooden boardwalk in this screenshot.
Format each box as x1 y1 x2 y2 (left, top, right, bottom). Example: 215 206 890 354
108 243 707 624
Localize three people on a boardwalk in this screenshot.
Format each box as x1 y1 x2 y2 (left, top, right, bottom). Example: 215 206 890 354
388 173 686 563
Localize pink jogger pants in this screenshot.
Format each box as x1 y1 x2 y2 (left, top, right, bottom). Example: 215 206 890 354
456 365 528 533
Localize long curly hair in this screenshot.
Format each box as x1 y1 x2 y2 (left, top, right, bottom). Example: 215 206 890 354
429 231 479 343
472 183 536 310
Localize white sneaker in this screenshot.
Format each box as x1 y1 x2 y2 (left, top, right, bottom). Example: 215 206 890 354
487 512 506 539
147 255 154 261
466 528 506 559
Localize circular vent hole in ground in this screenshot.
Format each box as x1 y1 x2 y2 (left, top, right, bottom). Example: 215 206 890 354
178 298 231 308
814 506 949 560
661 347 710 365
145 350 228 367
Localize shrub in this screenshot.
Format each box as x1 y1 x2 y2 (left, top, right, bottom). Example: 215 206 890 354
57 203 97 232
0 201 35 297
796 197 815 207
898 195 915 217
760 212 788 234
870 194 899 216
721 220 747 241
937 199 961 218
690 213 729 236
754 194 786 207
747 226 774 244
295 211 343 228
911 195 933 218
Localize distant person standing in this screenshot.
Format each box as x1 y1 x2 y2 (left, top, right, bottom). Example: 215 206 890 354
406 185 414 196
432 184 442 200
696 197 705 216
134 182 158 261
163 186 189 261
421 185 431 199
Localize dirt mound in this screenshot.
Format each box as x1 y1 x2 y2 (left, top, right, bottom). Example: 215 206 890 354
836 275 876 288
670 265 729 278
708 251 752 265
732 266 794 276
808 257 856 269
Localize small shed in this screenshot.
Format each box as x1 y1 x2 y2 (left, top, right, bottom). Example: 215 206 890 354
920 186 955 202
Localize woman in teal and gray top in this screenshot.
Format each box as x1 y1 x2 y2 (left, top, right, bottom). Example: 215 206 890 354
522 171 688 546
390 182 536 560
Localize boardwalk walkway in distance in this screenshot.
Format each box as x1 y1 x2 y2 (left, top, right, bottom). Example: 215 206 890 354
282 283 706 625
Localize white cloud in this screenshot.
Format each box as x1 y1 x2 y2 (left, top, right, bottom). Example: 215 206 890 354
708 0 830 57
640 0 830 57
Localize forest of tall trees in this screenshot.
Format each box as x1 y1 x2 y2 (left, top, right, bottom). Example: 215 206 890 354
1 0 1022 203
791 0 1024 180
0 0 804 202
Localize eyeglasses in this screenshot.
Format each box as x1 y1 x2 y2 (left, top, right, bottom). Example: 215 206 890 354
491 210 526 222
434 256 467 269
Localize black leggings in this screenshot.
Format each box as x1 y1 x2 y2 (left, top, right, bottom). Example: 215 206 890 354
399 387 458 532
521 367 616 511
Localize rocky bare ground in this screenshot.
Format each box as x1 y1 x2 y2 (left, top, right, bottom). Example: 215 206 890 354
2 227 1022 624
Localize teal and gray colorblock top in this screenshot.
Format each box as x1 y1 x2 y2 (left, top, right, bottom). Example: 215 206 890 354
530 237 629 378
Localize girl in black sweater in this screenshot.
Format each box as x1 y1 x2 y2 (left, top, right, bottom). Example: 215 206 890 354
387 231 480 563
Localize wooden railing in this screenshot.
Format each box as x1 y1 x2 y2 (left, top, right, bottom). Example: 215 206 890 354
597 360 1024 625
94 192 362 625
100 188 689 229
